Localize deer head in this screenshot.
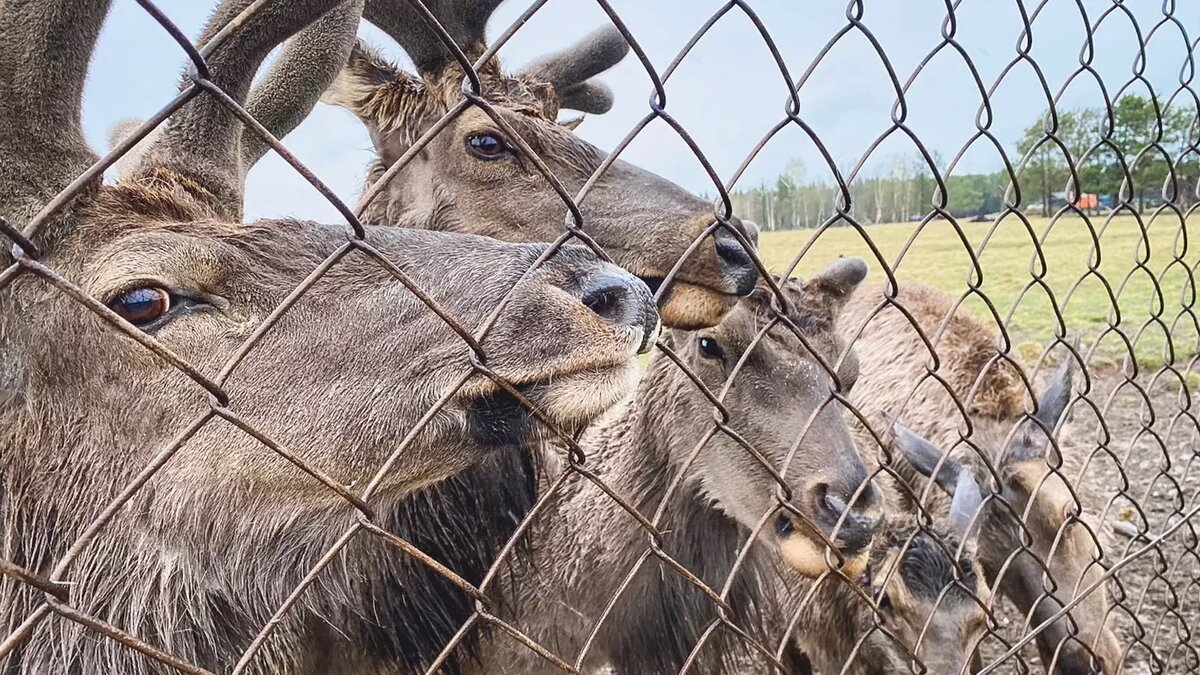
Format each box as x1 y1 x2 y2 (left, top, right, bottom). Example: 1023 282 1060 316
320 0 760 330
871 426 990 674
897 364 1122 675
640 262 882 578
0 1 657 670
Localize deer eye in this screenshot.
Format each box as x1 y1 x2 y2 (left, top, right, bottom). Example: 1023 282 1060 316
877 591 894 614
697 336 725 360
106 286 204 331
466 132 509 160
108 287 171 327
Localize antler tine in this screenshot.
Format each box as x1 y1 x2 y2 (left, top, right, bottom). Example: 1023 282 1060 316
130 0 348 219
240 0 366 174
0 0 113 227
363 0 505 77
518 25 630 114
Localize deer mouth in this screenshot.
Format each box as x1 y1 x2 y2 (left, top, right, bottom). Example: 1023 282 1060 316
773 504 878 579
636 275 742 330
464 359 638 448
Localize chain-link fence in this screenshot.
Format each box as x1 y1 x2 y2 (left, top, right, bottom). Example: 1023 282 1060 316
1 1 1198 674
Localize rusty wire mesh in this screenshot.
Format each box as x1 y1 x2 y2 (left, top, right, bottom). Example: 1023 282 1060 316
1 0 1199 674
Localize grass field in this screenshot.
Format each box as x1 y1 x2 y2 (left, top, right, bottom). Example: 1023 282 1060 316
756 213 1200 369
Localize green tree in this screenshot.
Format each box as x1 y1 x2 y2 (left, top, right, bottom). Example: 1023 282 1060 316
1016 110 1078 216
775 173 795 229
1016 95 1198 214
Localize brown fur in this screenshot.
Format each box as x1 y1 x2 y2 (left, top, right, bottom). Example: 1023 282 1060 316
322 11 761 330
468 265 882 675
792 521 988 675
840 281 1121 673
1 2 658 672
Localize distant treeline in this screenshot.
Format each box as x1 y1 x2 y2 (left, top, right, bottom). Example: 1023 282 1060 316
730 94 1200 230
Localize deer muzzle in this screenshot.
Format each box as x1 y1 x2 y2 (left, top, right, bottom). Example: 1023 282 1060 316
775 478 882 578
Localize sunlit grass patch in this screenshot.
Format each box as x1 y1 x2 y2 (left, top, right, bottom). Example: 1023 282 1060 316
758 213 1199 370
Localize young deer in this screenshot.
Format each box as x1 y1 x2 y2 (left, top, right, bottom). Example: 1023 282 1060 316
321 0 760 330
842 282 1120 674
466 263 884 675
0 2 658 673
794 425 990 675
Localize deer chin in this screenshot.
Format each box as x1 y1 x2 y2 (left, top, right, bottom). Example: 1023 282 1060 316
777 521 873 578
523 360 640 432
463 360 638 449
778 533 870 579
639 276 740 329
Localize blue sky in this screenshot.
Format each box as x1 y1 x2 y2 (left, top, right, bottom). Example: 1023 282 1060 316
83 1 1200 222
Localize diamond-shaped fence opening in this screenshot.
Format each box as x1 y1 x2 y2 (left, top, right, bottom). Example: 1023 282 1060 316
1 1 1198 674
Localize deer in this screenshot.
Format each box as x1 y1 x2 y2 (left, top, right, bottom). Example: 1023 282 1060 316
112 0 760 331
458 262 887 675
791 425 990 675
0 1 661 673
318 0 761 331
110 3 773 668
841 281 1122 674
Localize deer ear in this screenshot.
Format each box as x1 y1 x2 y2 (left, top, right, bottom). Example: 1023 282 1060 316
893 423 960 494
322 40 421 133
894 424 985 540
803 256 867 319
1034 357 1075 430
947 470 984 542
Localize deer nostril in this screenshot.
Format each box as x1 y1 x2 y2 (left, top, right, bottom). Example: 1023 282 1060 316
812 483 839 520
824 492 848 518
713 227 757 296
582 285 622 319
578 270 659 354
810 481 878 557
775 513 796 538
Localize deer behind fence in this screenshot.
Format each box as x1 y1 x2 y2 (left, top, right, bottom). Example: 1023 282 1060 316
0 1 659 673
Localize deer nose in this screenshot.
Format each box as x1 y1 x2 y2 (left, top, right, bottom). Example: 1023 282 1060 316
1055 644 1108 675
808 476 881 557
713 218 758 296
578 270 660 355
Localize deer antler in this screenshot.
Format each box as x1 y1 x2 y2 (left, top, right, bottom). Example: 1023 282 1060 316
363 0 505 77
0 0 113 228
354 0 629 117
129 0 351 219
518 26 630 115
239 0 365 173
105 0 364 184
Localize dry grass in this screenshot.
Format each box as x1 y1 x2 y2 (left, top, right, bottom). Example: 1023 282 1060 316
757 212 1200 369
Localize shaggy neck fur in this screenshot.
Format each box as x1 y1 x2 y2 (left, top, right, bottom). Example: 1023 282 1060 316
1 443 536 675
612 358 816 674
